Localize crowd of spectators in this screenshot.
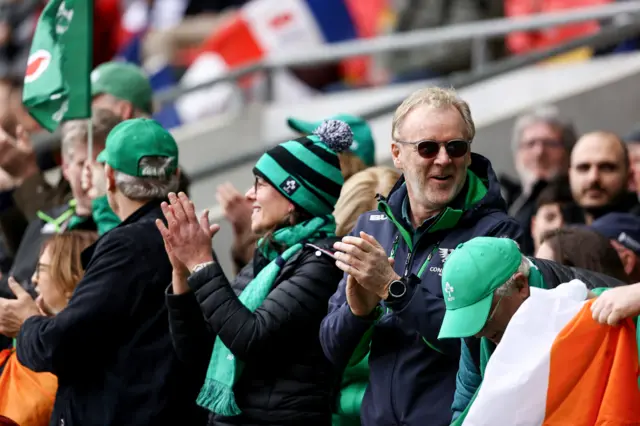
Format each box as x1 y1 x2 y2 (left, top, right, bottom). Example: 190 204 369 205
0 58 636 424
0 1 638 425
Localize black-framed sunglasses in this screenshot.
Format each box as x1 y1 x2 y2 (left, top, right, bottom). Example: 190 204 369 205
395 139 470 159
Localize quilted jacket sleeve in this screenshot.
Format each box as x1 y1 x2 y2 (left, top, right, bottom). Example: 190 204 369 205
185 248 343 362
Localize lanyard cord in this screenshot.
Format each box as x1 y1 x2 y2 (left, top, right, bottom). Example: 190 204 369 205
37 207 75 233
388 234 440 278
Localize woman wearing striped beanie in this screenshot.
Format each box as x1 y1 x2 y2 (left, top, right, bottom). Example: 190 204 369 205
158 120 352 426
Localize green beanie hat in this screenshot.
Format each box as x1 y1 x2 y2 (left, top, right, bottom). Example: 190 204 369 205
254 119 353 217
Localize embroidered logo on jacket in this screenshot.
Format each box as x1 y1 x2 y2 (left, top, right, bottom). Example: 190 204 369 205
429 248 455 276
439 248 454 262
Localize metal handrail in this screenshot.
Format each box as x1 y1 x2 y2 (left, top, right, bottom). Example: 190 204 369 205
186 19 640 182
154 1 640 105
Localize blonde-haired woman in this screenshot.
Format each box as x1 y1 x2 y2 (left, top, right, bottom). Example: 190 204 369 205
0 231 97 426
334 166 400 236
32 231 98 315
330 166 399 426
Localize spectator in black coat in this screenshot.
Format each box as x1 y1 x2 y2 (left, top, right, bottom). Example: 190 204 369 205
8 118 207 426
158 120 352 426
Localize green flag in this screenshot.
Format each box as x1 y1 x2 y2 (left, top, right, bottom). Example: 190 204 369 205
22 0 93 132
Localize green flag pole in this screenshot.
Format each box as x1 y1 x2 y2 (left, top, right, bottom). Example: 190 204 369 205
87 116 93 163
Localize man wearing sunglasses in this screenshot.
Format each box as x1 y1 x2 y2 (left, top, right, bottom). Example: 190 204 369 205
321 87 523 426
438 237 624 423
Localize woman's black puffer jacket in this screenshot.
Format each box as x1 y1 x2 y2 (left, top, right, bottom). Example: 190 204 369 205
166 237 343 426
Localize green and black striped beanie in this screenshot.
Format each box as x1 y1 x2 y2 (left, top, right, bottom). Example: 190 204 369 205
253 119 353 217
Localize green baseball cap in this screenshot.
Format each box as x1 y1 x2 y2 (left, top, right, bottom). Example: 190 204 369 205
438 237 522 340
97 118 178 178
91 61 153 114
287 113 375 166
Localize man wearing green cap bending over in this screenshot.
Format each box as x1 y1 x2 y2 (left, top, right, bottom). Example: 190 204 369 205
91 61 154 120
438 236 624 423
14 118 207 425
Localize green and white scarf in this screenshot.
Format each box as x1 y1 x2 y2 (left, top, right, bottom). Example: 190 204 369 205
196 214 336 416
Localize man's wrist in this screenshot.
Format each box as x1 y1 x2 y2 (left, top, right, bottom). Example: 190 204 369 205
380 273 402 300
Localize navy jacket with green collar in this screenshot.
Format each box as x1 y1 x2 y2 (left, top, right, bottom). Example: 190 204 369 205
319 153 522 426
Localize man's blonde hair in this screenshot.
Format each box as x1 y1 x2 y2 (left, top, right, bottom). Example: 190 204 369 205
392 87 475 141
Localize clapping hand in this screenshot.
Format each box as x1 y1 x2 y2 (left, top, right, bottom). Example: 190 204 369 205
155 192 220 273
334 232 400 300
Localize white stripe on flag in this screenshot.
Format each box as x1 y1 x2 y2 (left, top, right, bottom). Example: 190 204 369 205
242 0 326 53
175 53 241 123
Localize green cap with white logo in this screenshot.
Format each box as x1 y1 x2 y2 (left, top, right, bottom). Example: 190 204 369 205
438 237 522 340
287 113 375 166
97 118 178 178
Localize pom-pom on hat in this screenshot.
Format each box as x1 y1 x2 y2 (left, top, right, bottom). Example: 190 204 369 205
253 119 353 217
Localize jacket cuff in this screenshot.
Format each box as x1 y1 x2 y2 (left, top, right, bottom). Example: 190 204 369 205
343 303 382 329
165 284 202 312
165 284 202 324
383 274 420 312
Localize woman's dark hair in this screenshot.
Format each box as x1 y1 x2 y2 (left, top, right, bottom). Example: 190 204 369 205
539 226 629 282
535 177 573 211
535 176 584 224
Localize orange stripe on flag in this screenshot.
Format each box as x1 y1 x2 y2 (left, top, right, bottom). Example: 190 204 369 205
545 299 640 425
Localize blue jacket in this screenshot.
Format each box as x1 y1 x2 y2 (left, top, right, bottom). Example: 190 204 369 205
319 154 522 426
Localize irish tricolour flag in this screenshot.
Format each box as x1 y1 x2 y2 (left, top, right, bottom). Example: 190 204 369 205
459 281 640 426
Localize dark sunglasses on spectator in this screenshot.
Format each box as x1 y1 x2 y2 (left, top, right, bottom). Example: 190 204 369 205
395 139 470 159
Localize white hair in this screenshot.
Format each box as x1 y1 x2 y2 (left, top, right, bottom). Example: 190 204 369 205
114 156 179 201
511 105 577 154
392 86 475 141
494 255 531 296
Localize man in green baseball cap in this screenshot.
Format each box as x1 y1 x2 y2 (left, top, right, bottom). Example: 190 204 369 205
99 118 180 219
91 61 154 120
13 116 209 425
438 237 529 344
439 236 624 422
287 113 376 168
